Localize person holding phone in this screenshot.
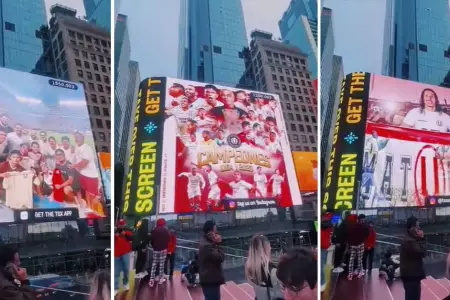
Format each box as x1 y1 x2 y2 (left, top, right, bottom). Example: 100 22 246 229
400 216 426 300
0 245 36 300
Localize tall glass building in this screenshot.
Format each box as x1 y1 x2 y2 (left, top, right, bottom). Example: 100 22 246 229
279 0 318 79
382 0 450 86
114 14 131 162
0 0 47 74
84 0 111 33
178 0 249 87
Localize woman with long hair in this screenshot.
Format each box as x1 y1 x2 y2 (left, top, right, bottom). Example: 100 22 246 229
89 270 110 300
245 234 283 300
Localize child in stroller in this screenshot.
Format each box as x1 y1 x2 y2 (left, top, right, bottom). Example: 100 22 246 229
379 250 399 281
180 253 199 287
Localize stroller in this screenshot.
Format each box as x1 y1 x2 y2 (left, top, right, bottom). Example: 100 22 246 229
180 253 199 287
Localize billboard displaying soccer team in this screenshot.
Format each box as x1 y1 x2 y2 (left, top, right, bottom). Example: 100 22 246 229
123 77 302 216
323 72 450 211
0 67 106 222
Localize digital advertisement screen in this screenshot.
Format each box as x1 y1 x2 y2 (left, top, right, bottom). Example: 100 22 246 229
123 77 302 216
292 151 318 193
361 75 450 208
0 67 106 222
98 152 111 202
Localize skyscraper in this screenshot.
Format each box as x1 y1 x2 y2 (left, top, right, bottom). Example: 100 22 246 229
178 0 249 87
84 0 111 33
248 30 317 152
119 60 140 166
321 55 343 179
382 0 450 86
114 14 131 162
279 0 318 78
49 5 111 152
0 0 47 74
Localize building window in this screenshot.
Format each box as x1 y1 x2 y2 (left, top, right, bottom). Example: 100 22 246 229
91 94 98 103
286 103 291 110
266 51 272 57
87 72 93 80
238 51 244 58
96 119 103 128
88 82 95 90
296 114 302 121
274 83 279 89
103 108 109 116
77 70 83 77
288 113 293 120
213 46 222 54
5 22 15 32
304 146 310 151
98 85 104 92
272 74 277 80
309 136 315 143
298 124 304 132
99 132 106 142
94 106 100 115
419 44 427 52
82 51 88 58
301 135 307 143
203 45 210 52
307 125 312 132
290 124 296 131
75 59 81 67
84 61 90 68
73 49 79 57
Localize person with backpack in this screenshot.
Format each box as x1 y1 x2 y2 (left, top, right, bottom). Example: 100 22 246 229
114 219 133 295
331 211 350 272
245 234 283 300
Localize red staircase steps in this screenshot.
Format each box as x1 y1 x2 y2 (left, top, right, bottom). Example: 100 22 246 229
437 278 450 291
423 276 448 299
122 274 261 300
331 273 365 300
364 270 395 300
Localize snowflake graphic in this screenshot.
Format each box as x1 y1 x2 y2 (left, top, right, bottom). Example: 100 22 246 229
344 132 358 144
144 122 158 135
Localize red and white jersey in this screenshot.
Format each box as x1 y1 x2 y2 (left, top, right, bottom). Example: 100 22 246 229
403 108 450 133
194 116 214 129
207 171 218 186
261 104 276 119
229 180 252 198
270 174 284 190
191 98 223 111
253 173 267 190
179 172 205 190
170 106 195 125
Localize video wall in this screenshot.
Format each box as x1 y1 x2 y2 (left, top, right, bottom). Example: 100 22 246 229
323 72 450 211
123 77 302 216
0 67 106 222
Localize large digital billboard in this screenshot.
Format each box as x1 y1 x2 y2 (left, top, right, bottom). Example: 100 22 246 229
323 72 450 211
123 77 302 216
292 152 318 193
0 67 106 222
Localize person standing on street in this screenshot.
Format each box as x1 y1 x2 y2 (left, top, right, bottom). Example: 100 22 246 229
114 219 133 296
149 218 170 287
165 228 177 280
320 212 333 291
347 214 368 280
0 245 36 300
133 219 150 278
363 221 376 275
198 220 225 300
400 216 426 300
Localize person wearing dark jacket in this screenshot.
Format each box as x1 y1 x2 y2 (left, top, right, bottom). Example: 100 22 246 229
198 220 225 300
363 221 376 274
0 245 36 300
400 216 425 300
347 214 368 280
134 219 150 277
332 211 350 271
165 229 177 280
149 218 170 287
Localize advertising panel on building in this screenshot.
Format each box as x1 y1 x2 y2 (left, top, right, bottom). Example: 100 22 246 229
123 77 302 217
98 152 111 202
323 72 450 212
0 68 106 223
292 152 317 194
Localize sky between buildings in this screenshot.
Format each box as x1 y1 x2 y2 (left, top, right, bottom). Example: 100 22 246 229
119 0 291 79
323 0 386 75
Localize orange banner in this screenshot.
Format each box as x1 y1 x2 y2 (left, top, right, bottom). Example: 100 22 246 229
292 152 318 193
98 152 111 169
